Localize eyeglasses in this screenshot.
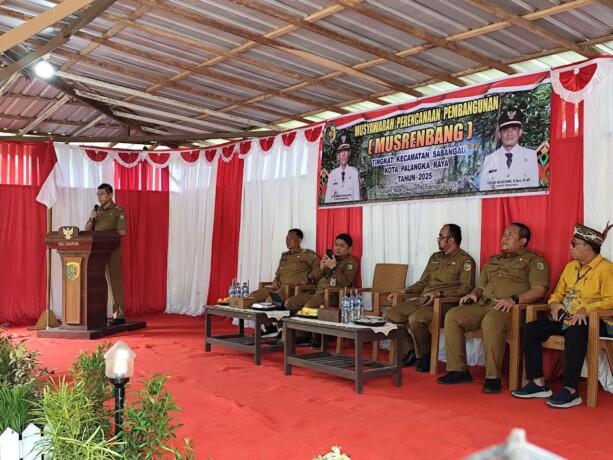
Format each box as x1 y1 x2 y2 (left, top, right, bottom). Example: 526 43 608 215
437 236 451 241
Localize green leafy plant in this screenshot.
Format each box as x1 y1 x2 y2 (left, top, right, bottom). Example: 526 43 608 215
0 327 49 388
70 342 114 433
122 373 195 460
0 384 34 432
34 377 119 459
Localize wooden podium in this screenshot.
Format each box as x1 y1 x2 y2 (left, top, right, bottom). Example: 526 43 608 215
38 226 146 339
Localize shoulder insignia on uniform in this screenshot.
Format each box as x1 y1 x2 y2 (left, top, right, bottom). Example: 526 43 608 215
119 214 125 219
463 261 472 271
536 261 545 271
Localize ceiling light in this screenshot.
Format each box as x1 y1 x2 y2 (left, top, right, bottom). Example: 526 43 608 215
34 60 55 79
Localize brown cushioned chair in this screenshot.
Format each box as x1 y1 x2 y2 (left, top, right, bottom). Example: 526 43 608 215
524 304 613 407
321 263 409 359
427 299 526 391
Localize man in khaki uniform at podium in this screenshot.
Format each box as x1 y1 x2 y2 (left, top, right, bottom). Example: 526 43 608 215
383 224 475 371
250 228 320 303
85 183 127 325
437 223 549 394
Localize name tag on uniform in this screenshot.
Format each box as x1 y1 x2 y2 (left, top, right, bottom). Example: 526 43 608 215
330 278 336 286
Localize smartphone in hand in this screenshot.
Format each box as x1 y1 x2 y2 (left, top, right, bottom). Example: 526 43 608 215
326 248 333 259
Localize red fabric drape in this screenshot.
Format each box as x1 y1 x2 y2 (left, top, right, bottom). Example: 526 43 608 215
115 162 169 315
480 93 584 292
0 143 50 324
207 158 245 304
316 207 363 287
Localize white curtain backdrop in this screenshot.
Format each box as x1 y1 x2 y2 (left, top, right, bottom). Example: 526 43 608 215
362 199 482 290
584 59 613 260
166 156 218 315
50 144 115 319
237 132 319 290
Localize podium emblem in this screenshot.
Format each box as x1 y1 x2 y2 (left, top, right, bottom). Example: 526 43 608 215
65 261 80 281
62 227 74 240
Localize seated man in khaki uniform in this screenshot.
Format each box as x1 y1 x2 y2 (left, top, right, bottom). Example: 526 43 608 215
512 223 613 408
285 233 359 310
250 228 319 303
383 224 475 371
285 233 359 348
437 223 549 394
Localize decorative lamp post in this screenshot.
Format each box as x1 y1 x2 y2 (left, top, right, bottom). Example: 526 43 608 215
104 341 135 438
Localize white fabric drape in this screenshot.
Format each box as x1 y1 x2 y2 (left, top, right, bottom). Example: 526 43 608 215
362 199 482 290
583 59 613 260
166 157 218 315
50 144 115 318
237 133 319 289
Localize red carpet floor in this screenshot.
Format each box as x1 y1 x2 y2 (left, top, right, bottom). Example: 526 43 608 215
8 314 612 459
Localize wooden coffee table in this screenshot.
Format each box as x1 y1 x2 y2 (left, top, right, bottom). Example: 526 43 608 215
281 317 403 394
204 305 286 365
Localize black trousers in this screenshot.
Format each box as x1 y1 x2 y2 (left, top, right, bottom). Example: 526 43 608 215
523 318 608 390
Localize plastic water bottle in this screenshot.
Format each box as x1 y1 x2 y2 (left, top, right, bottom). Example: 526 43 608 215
341 292 351 324
357 292 364 320
350 290 359 321
242 282 248 298
230 280 237 297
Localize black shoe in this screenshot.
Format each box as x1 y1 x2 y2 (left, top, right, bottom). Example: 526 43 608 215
483 378 502 394
108 318 126 326
401 351 417 367
437 370 473 385
415 354 431 373
262 324 279 338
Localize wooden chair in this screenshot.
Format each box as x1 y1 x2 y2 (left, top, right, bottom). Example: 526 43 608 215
328 264 409 359
429 300 526 391
524 305 613 407
258 281 299 301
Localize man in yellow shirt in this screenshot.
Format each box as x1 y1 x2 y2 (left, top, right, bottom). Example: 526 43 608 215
512 223 613 408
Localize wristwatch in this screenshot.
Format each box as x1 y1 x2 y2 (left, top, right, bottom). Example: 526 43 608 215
510 295 520 304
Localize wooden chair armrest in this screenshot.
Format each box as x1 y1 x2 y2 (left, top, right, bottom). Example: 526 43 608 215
324 287 346 307
590 309 613 320
525 303 549 322
432 297 462 308
392 293 418 306
293 284 318 295
259 281 273 289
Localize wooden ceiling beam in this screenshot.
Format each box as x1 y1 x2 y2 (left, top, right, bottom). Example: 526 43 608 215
97 11 384 104
0 0 94 53
18 94 71 135
230 0 468 86
138 0 409 92
463 0 600 58
74 31 349 116
448 0 598 42
334 0 516 75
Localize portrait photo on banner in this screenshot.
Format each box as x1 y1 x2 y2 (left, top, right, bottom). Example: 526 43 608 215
318 83 551 208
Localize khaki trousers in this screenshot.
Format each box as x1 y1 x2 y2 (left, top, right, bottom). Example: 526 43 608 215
443 302 511 379
106 246 125 319
383 299 454 358
250 286 289 303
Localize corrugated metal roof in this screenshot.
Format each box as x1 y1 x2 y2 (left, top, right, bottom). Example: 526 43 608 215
0 0 610 147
